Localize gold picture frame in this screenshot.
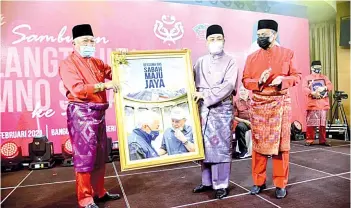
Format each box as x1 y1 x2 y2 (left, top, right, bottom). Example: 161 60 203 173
111 49 204 171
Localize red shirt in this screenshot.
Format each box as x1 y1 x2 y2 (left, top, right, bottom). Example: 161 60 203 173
234 98 250 120
242 45 302 95
59 51 113 103
233 98 250 129
302 73 333 110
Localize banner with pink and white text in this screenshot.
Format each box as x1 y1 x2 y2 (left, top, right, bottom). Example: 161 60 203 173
0 1 310 156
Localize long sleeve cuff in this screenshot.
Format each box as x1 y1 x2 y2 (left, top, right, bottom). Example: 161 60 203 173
78 84 96 99
243 79 261 91
86 84 96 94
203 98 211 108
202 90 212 108
281 77 295 90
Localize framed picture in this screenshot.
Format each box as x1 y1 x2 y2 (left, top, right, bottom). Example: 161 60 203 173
111 49 205 171
308 79 326 92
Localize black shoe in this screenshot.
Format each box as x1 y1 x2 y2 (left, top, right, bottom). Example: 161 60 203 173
239 150 249 159
232 152 240 159
95 192 121 203
193 184 212 193
215 188 228 199
85 203 99 208
320 142 331 147
249 184 266 195
275 187 287 199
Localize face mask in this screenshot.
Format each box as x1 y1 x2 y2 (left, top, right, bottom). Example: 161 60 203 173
312 67 321 73
208 41 224 55
257 37 272 50
149 130 159 140
79 45 96 58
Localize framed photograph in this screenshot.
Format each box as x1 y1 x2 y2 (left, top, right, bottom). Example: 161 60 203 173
111 49 204 171
308 79 326 92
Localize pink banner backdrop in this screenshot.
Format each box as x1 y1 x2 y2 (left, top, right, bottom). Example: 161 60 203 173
1 1 310 156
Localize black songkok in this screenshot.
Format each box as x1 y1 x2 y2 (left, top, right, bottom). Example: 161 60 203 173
311 60 322 66
206 24 224 39
257 19 278 32
72 24 94 39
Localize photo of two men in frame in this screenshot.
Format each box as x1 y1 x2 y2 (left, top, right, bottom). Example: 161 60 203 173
111 49 205 171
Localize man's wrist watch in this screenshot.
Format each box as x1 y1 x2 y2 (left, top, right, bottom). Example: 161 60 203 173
182 140 189 145
97 82 105 91
101 83 106 91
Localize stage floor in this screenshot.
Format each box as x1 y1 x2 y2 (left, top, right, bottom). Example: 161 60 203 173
1 139 350 208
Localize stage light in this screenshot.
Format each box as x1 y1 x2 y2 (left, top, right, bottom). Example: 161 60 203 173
1 142 23 171
28 136 55 170
2 142 19 158
61 138 73 167
291 120 304 141
64 138 72 154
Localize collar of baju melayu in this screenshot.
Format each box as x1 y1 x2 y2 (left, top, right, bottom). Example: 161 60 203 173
265 44 278 53
312 73 323 78
210 51 225 61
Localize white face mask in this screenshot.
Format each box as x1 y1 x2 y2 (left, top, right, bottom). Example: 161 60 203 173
208 41 224 55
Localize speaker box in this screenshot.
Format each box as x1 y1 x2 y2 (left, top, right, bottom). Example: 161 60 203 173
339 17 350 47
1 148 23 172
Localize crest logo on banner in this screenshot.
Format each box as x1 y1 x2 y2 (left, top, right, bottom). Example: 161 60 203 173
192 23 210 40
154 15 184 45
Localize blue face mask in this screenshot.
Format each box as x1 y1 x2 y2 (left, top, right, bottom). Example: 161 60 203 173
79 45 95 58
149 130 159 140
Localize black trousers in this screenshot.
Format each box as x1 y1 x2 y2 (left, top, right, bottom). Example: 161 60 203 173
235 122 251 153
